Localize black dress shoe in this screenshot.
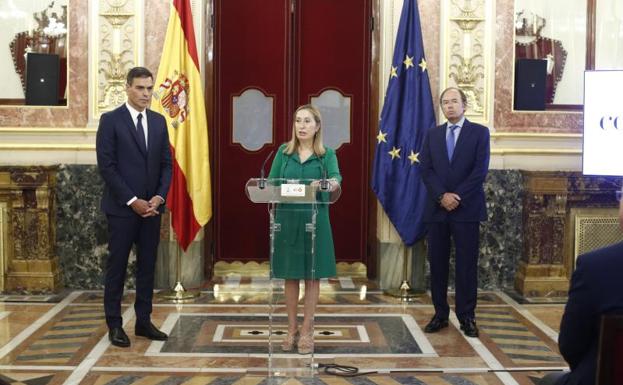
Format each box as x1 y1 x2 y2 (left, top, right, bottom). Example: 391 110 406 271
460 318 479 337
109 327 130 347
424 317 449 333
135 322 168 341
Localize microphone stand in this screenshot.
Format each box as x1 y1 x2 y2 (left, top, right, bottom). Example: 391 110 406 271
319 155 329 190
259 150 274 189
320 167 329 190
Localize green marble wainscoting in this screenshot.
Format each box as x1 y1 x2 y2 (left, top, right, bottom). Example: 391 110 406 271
55 165 203 290
377 170 524 292
53 166 622 299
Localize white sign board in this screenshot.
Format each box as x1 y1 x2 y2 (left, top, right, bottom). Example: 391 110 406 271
583 70 623 176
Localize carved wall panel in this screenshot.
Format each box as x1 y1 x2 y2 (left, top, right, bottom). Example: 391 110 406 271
440 0 494 126
0 166 60 293
88 0 144 123
515 171 621 298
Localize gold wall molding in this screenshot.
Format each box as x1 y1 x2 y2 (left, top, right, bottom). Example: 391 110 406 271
0 128 97 134
0 127 96 153
490 130 583 169
88 0 144 124
491 132 582 139
0 203 6 291
0 144 94 151
441 0 494 125
491 148 581 155
0 127 97 164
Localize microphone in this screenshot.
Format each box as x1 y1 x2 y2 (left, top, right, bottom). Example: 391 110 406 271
259 150 274 189
319 155 329 190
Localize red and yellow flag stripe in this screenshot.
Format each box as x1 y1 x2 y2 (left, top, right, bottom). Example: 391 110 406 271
152 0 211 250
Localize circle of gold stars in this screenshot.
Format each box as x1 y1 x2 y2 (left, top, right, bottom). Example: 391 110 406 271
379 53 426 166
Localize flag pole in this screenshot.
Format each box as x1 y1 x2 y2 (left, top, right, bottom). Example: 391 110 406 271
384 243 424 300
158 228 200 302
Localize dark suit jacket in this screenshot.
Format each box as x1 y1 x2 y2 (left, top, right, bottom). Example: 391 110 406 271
96 104 172 217
558 241 623 385
419 118 490 222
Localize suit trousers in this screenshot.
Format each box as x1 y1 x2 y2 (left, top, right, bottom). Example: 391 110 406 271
538 372 567 385
104 213 161 328
427 221 480 321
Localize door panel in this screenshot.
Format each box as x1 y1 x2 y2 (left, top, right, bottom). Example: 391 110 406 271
214 0 290 261
296 0 371 262
214 0 370 265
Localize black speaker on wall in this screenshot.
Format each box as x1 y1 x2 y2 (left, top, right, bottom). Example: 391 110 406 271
514 58 547 111
25 53 60 105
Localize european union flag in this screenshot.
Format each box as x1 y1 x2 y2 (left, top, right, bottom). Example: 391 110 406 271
371 0 436 246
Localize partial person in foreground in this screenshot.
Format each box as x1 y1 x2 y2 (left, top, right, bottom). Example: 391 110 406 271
96 67 172 348
268 104 341 354
540 191 623 384
419 87 490 338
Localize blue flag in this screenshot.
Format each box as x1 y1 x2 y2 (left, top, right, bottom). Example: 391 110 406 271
371 0 436 246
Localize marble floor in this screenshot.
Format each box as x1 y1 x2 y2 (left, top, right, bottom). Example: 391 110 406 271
0 278 568 385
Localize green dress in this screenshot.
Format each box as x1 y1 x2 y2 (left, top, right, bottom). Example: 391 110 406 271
268 144 342 279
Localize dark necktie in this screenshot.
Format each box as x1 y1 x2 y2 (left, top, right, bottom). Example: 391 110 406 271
136 113 147 152
446 124 458 161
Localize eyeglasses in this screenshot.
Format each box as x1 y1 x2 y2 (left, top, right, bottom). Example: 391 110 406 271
617 190 623 201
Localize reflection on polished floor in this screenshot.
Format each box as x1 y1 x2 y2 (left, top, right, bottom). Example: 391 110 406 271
0 277 567 385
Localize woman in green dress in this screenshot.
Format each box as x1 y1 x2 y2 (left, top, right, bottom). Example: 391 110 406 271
268 104 342 354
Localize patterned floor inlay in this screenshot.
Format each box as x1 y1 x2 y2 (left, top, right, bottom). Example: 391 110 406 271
477 308 564 367
0 295 61 303
5 306 106 365
521 306 564 333
156 313 435 357
0 287 568 385
0 372 68 385
510 370 569 385
80 373 506 385
70 290 509 307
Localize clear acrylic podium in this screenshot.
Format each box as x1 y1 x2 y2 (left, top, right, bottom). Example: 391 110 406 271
245 177 341 380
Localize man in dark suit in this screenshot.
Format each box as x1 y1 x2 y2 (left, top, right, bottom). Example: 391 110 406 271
96 67 172 347
419 87 490 338
540 195 623 385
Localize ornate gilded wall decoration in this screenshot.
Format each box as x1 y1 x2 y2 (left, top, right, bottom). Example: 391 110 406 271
0 167 60 293
441 0 493 124
89 0 144 122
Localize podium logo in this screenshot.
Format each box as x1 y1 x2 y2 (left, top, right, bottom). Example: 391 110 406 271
600 116 621 130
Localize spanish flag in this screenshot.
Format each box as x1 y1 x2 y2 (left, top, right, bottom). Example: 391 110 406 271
152 0 211 251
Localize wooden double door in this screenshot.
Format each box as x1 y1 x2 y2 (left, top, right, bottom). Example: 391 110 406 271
212 0 373 270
